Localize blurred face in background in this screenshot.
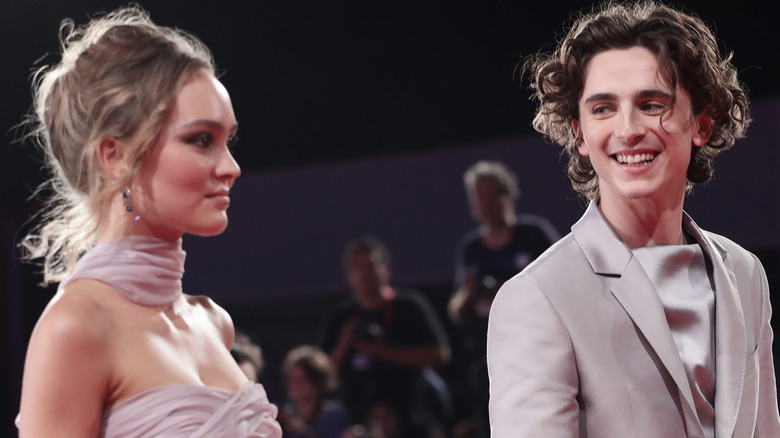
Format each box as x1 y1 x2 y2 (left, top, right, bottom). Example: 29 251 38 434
472 177 513 227
346 248 389 305
286 364 318 404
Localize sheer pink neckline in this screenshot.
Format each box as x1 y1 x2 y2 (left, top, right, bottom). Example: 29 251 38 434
60 235 185 306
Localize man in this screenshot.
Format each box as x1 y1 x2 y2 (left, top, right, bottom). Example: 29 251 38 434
450 160 558 325
449 160 557 438
320 235 451 438
487 2 780 437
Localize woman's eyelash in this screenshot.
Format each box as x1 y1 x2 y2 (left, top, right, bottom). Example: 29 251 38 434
187 133 213 148
227 135 239 149
185 132 237 149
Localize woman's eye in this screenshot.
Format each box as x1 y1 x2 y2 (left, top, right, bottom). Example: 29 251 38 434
227 135 239 150
188 133 213 148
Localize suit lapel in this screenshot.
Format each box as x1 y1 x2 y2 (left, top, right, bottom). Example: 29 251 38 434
572 202 702 434
684 215 747 438
611 260 698 415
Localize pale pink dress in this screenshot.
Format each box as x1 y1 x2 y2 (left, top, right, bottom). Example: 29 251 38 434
18 236 282 438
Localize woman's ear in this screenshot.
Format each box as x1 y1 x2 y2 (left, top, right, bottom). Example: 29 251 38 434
692 113 714 147
96 137 129 179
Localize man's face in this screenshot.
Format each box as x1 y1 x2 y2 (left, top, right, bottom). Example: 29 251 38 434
346 249 388 302
472 177 512 226
573 46 711 207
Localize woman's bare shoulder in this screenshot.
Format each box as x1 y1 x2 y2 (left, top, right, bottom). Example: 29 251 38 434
34 280 117 347
185 293 235 346
19 281 118 436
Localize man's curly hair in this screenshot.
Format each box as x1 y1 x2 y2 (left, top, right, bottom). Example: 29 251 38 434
526 0 750 199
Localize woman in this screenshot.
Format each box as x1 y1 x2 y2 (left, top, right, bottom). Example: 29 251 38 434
279 346 350 438
17 6 281 437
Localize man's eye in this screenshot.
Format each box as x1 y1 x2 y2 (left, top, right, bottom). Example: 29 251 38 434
643 102 666 113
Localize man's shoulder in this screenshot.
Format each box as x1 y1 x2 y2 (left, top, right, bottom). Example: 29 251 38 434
701 229 750 253
700 229 763 275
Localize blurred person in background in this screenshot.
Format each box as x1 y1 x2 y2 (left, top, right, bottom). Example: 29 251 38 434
449 160 558 438
278 345 351 438
320 235 451 438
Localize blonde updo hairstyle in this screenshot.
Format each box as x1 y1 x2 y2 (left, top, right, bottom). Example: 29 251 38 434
23 5 215 283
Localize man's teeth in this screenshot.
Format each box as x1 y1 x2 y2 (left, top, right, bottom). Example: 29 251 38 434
616 153 655 165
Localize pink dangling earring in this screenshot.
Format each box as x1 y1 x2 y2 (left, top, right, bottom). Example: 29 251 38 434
121 186 141 221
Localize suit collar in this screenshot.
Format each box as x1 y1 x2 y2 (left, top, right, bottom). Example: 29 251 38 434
572 200 746 438
571 201 632 276
571 201 729 274
687 216 747 437
680 213 747 437
573 204 701 432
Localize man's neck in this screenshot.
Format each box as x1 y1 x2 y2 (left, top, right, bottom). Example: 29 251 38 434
480 212 517 248
598 195 685 248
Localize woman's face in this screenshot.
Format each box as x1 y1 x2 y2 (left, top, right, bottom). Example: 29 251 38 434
132 71 240 240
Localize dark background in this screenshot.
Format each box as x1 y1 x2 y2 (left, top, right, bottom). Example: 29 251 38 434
1 1 778 436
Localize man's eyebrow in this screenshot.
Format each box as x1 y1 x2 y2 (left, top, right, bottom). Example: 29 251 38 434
582 89 672 105
582 92 616 105
636 89 672 100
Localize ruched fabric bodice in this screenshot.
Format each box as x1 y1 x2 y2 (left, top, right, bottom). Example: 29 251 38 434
100 382 281 438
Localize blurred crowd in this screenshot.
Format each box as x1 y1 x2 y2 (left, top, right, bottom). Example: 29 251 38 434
233 161 559 438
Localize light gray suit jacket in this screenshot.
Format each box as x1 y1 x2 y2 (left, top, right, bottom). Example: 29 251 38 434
487 202 780 437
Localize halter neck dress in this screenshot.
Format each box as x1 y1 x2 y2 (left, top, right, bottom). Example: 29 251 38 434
20 236 282 438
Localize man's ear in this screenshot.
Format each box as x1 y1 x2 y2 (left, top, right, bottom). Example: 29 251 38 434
693 113 714 147
572 120 588 156
96 137 129 179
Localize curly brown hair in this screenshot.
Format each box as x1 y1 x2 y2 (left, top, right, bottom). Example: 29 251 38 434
526 0 750 199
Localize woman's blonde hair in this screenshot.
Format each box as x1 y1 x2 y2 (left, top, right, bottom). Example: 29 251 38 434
22 5 215 283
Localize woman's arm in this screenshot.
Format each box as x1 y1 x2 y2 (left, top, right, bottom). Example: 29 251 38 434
18 292 112 438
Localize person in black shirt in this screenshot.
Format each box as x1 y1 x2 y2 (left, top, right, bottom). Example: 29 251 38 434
320 236 451 438
449 161 558 438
